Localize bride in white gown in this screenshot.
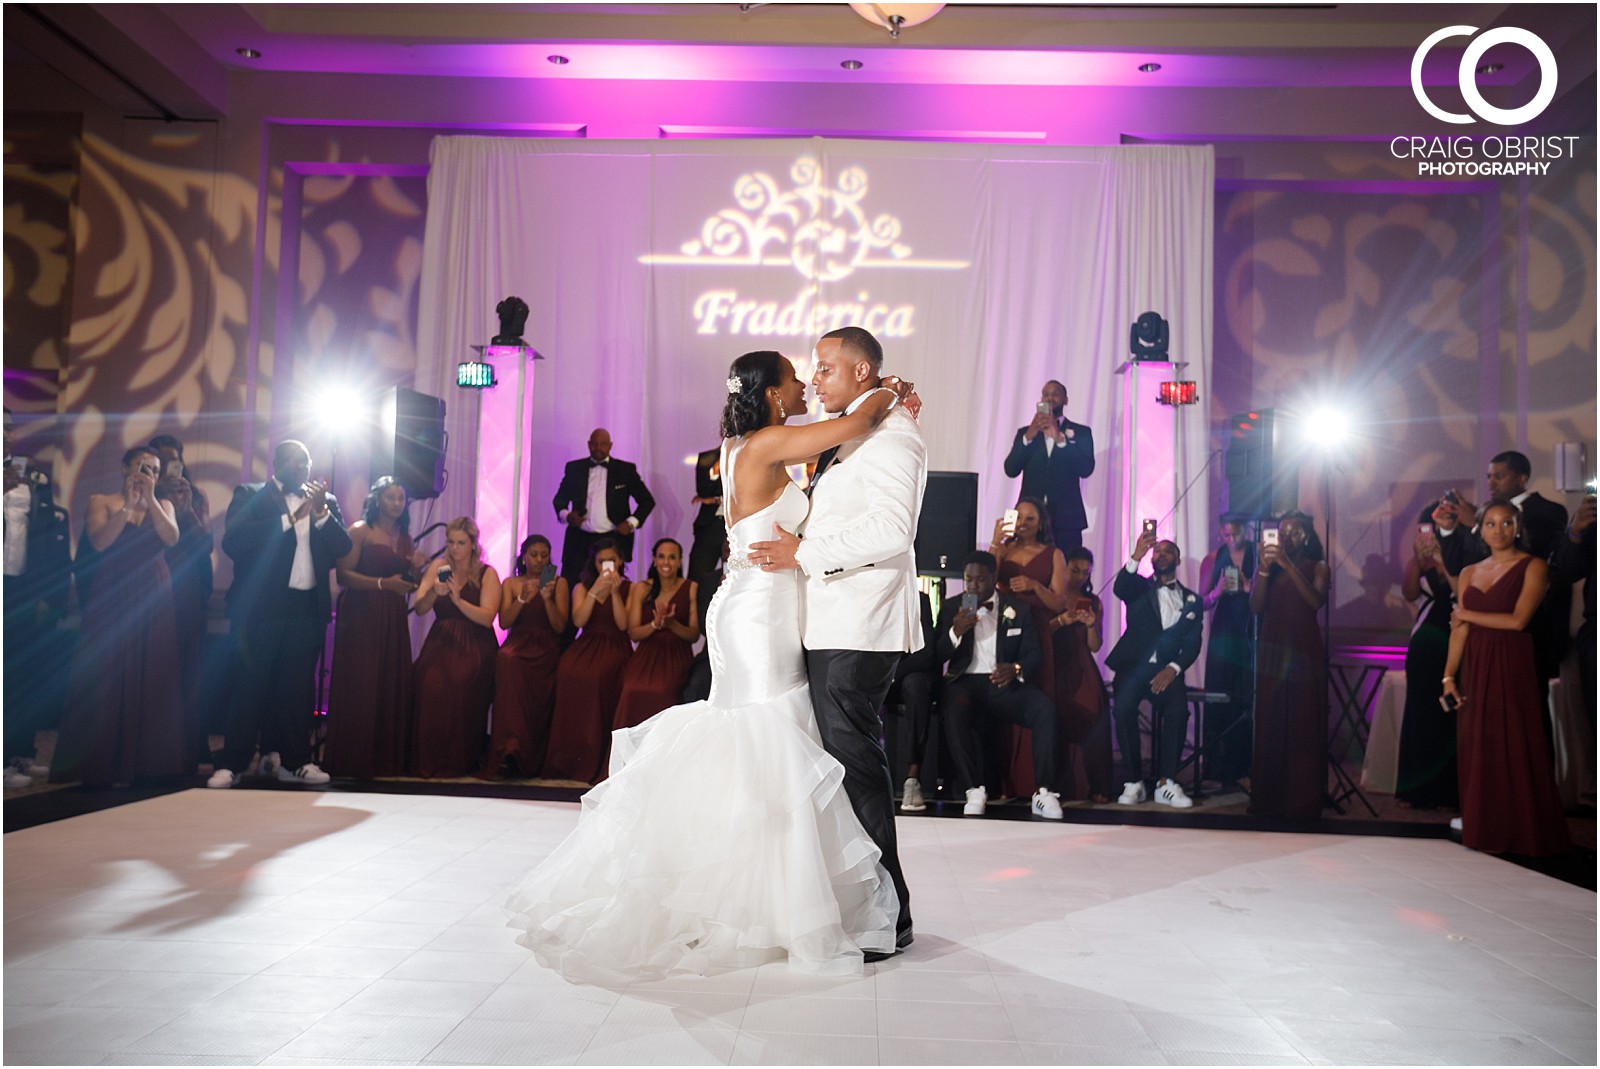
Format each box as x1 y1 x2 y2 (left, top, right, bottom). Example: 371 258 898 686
505 351 913 984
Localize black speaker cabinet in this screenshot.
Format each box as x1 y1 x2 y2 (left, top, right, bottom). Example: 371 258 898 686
916 471 978 577
1224 408 1298 519
373 387 446 501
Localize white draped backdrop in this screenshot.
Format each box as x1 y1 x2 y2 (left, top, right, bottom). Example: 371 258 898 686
416 137 1213 615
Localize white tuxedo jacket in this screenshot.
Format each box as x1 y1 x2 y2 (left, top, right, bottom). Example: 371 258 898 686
795 404 928 653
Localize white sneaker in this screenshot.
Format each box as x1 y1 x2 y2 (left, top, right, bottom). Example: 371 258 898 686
1117 781 1147 805
22 761 48 775
1154 781 1194 809
900 778 926 812
1449 817 1463 832
258 752 281 777
206 769 237 789
963 786 987 816
1031 788 1064 820
278 762 330 785
5 769 33 788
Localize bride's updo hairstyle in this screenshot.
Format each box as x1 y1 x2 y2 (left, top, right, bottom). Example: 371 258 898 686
720 351 788 439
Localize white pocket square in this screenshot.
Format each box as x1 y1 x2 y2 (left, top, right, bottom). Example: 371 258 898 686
1005 628 1022 636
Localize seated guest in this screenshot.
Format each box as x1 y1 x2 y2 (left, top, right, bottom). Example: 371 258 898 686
543 539 632 783
888 590 937 812
52 446 187 787
326 477 420 779
934 551 1064 820
1049 547 1113 803
482 534 569 779
411 516 500 778
1108 530 1202 809
1248 511 1329 820
614 538 700 729
1395 498 1466 810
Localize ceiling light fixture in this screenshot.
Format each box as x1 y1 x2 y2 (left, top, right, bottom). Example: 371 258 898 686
1477 62 1504 74
848 3 945 39
547 54 570 65
236 47 261 59
1139 62 1162 73
841 59 864 70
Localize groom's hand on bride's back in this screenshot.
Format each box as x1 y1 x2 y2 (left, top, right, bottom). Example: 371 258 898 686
747 523 801 571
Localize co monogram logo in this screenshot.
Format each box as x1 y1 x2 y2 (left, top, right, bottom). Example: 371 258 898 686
1410 26 1558 126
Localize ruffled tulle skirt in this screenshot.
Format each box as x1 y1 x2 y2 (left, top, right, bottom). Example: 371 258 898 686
504 681 899 985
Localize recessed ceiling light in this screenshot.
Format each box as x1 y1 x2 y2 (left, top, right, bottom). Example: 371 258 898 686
547 54 570 65
841 59 864 70
1477 62 1504 74
1139 62 1162 73
236 47 261 59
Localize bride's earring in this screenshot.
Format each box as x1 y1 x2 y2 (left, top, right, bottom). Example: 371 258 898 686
776 395 788 419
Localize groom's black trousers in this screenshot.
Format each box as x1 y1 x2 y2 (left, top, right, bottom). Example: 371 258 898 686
806 648 912 937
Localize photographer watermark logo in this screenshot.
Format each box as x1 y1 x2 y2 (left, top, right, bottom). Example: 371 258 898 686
1411 25 1557 126
639 156 968 338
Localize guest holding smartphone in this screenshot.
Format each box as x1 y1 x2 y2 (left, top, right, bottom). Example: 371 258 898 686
1049 547 1113 802
543 539 632 783
614 538 700 730
325 476 421 779
1395 497 1466 810
1200 515 1255 789
482 534 569 779
411 516 500 778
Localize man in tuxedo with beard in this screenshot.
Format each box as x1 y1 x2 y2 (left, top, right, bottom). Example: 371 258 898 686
552 428 656 582
1108 529 1203 809
1003 380 1096 552
213 440 350 788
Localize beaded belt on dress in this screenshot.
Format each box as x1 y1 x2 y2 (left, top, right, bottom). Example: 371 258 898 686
725 553 758 574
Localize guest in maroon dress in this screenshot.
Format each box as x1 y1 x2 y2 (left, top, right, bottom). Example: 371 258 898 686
614 538 700 730
150 434 213 771
52 447 186 786
1441 500 1570 857
543 538 632 783
411 516 501 778
1248 511 1329 820
481 534 568 779
1049 547 1113 802
992 497 1069 797
326 477 421 779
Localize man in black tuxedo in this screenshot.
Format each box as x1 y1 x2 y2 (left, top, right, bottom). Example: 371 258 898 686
1107 530 1203 809
1464 450 1572 684
934 551 1064 820
213 440 350 788
552 428 656 582
687 445 724 588
1002 380 1095 552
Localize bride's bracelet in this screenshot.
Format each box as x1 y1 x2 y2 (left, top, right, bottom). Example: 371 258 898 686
872 385 900 410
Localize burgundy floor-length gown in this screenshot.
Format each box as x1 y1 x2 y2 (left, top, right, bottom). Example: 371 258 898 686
998 548 1058 798
325 540 414 778
543 580 632 783
481 590 563 777
52 515 186 786
612 580 695 730
1249 556 1327 820
412 578 497 778
1054 593 1114 801
1458 557 1570 857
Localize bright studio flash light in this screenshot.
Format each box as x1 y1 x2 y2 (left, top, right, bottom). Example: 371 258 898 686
311 383 369 433
1302 404 1351 450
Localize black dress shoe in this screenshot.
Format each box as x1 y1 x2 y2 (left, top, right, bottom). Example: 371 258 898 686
863 948 895 963
896 925 914 949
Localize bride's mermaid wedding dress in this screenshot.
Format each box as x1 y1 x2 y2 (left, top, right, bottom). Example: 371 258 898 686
504 443 898 983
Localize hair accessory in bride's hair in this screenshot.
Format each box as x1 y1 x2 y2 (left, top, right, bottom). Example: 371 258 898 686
726 376 741 395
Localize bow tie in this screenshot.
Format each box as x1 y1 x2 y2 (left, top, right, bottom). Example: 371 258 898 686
977 600 996 614
589 458 609 467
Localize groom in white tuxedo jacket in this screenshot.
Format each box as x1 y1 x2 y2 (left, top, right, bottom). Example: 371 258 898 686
751 326 926 954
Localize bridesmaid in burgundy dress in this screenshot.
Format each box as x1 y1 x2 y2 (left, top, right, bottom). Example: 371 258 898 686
1048 547 1113 802
52 447 186 786
411 516 501 778
992 497 1069 797
326 477 420 779
1249 512 1329 820
543 539 632 783
1441 500 1569 857
481 534 568 779
613 538 700 729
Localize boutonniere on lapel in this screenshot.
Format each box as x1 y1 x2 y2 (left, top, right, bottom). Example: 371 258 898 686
1001 605 1017 622
1184 593 1196 604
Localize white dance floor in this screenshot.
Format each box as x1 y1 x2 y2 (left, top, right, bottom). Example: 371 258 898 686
4 790 1594 1065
